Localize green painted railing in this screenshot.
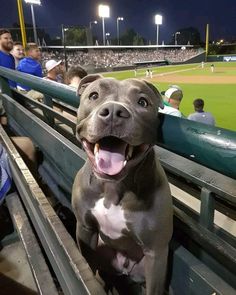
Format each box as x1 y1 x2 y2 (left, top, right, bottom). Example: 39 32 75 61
0 66 236 179
0 66 78 107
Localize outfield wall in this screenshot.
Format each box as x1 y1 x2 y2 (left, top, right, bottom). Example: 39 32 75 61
207 55 236 62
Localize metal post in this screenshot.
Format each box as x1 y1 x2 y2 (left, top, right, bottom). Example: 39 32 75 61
205 24 209 62
199 188 215 230
175 32 180 45
30 4 38 44
102 17 105 46
156 24 159 46
117 18 119 45
61 25 68 71
17 0 27 48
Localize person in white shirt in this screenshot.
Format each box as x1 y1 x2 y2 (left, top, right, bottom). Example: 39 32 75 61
159 85 184 117
210 64 214 73
44 59 63 82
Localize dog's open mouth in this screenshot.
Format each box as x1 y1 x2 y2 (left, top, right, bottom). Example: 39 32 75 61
82 136 149 176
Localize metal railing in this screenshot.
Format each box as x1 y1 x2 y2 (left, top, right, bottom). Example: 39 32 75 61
0 66 236 178
1 66 236 294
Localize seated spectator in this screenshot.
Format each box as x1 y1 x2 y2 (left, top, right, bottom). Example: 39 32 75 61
0 136 38 204
11 41 24 68
1 102 38 179
0 135 39 246
159 85 184 117
57 62 66 83
188 98 215 126
44 59 63 82
0 28 16 89
0 144 12 205
17 43 43 91
0 143 13 243
66 66 87 89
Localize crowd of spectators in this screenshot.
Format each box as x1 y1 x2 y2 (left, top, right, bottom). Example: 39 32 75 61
41 48 199 69
1 27 214 127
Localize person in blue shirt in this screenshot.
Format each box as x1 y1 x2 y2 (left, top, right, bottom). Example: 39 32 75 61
17 43 43 91
11 41 25 68
188 98 216 126
0 28 16 89
0 144 12 205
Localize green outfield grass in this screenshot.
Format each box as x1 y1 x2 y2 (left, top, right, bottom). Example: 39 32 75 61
103 64 197 80
103 62 236 131
155 83 236 131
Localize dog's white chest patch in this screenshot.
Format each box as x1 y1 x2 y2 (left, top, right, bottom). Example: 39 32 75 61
91 198 128 239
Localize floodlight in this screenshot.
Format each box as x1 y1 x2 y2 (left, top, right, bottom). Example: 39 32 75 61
98 4 110 18
98 4 110 45
25 0 41 5
117 16 124 45
155 14 162 25
155 14 162 46
89 20 98 29
25 0 41 45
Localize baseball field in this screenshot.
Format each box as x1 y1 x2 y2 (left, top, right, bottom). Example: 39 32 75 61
103 62 236 131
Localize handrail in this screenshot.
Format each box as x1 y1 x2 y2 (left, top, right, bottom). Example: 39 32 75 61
2 93 236 207
156 146 236 204
0 66 78 107
0 66 236 179
0 124 105 295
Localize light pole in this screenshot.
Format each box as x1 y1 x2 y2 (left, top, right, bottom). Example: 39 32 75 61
89 20 97 29
105 32 110 45
61 25 68 71
116 16 123 45
175 31 180 45
88 20 97 46
98 4 110 46
24 0 41 45
155 14 162 46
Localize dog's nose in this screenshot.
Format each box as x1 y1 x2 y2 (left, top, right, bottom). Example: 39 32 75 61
98 103 130 122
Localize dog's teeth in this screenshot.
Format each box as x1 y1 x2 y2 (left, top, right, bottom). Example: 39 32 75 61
83 141 88 149
94 143 99 155
123 160 127 167
128 145 133 159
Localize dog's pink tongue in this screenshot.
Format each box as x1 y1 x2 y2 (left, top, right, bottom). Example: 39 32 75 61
95 140 127 175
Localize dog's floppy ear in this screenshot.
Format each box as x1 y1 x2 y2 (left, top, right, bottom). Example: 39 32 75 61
143 80 164 109
77 74 103 96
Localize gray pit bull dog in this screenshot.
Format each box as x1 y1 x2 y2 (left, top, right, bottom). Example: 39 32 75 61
72 75 173 295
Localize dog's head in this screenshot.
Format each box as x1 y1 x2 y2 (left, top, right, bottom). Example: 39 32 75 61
76 74 164 179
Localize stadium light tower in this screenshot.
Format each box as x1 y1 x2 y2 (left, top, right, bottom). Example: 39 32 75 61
98 4 110 46
155 14 162 46
117 16 124 45
175 31 180 45
24 0 41 45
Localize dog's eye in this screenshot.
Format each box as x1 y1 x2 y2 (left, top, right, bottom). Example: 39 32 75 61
89 92 99 100
138 97 148 108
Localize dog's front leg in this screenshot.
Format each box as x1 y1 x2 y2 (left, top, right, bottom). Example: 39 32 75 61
76 221 98 273
144 246 169 295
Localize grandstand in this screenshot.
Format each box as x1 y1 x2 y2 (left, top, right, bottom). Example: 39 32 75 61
41 46 203 72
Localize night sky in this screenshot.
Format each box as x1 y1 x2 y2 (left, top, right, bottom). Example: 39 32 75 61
1 0 236 43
